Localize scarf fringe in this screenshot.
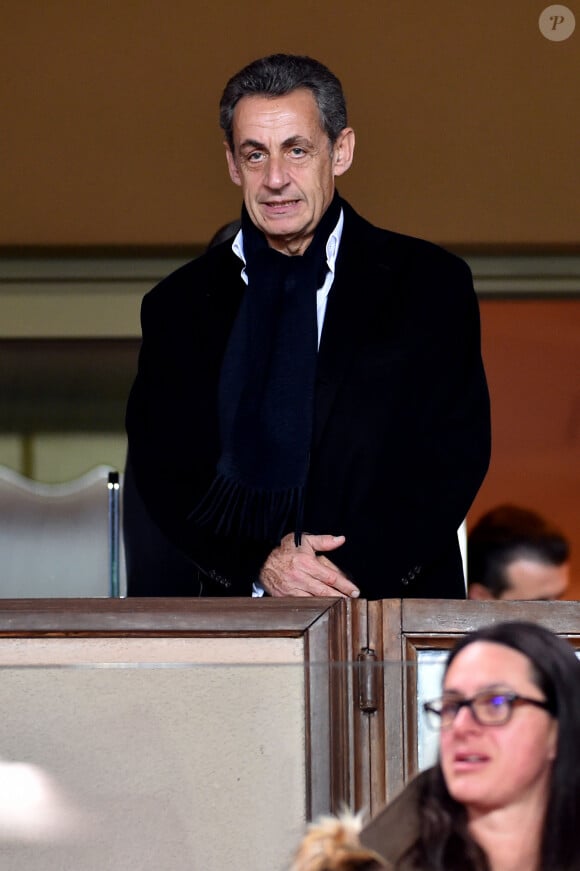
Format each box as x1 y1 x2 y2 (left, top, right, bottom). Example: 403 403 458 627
189 472 303 543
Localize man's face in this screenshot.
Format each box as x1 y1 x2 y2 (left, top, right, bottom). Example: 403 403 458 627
500 558 570 600
225 89 354 256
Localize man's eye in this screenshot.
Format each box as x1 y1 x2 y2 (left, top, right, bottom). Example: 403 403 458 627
289 147 306 157
246 152 265 163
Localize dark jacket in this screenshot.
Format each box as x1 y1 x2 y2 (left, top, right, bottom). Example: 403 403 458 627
360 771 426 869
125 200 490 597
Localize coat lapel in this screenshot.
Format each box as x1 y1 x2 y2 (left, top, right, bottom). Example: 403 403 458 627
313 208 396 450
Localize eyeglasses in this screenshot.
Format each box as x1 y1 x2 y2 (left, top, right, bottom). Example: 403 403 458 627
423 690 554 730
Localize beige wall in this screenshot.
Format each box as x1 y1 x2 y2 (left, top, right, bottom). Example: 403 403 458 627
0 637 306 871
2 1 579 248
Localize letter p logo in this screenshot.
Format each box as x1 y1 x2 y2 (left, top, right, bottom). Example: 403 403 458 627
539 5 576 41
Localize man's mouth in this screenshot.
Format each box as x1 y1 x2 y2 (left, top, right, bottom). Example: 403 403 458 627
262 199 301 210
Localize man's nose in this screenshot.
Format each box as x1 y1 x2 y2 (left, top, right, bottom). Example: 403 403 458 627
264 154 288 189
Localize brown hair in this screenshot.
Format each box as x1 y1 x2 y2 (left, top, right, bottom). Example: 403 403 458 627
291 813 388 871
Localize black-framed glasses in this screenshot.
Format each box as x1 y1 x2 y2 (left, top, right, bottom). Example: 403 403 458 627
423 690 554 730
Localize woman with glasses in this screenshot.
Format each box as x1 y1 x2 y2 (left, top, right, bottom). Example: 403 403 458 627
291 621 580 871
360 620 580 870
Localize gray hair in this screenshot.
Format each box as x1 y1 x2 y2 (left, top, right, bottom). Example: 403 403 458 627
219 54 348 151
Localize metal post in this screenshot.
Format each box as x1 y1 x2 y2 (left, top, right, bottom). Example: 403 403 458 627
107 471 121 597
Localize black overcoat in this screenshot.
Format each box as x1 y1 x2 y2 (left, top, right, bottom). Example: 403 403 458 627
126 200 491 598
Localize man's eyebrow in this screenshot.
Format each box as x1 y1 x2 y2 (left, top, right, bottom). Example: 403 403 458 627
239 139 266 152
282 135 313 148
238 135 313 152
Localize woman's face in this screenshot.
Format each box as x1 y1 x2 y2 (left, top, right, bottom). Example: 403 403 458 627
439 641 558 817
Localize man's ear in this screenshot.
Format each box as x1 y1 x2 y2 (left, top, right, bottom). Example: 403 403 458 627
468 583 495 601
225 143 242 186
332 128 355 178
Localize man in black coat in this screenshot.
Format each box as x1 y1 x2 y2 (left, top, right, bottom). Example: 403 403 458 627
125 53 490 600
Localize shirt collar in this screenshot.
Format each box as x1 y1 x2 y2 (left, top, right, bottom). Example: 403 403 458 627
232 208 344 285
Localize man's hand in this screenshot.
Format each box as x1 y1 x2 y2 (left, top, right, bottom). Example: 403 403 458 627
259 533 360 598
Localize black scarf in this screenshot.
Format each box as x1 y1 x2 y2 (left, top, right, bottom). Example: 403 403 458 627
191 193 343 544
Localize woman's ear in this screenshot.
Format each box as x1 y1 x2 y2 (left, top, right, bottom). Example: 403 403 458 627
547 720 558 762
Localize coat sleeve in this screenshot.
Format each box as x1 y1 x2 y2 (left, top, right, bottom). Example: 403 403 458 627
125 261 271 595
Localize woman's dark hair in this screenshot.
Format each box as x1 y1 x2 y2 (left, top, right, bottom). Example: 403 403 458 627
219 54 347 152
407 621 580 871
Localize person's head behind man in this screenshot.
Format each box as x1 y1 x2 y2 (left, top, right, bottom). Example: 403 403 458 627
219 54 355 256
468 504 570 600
